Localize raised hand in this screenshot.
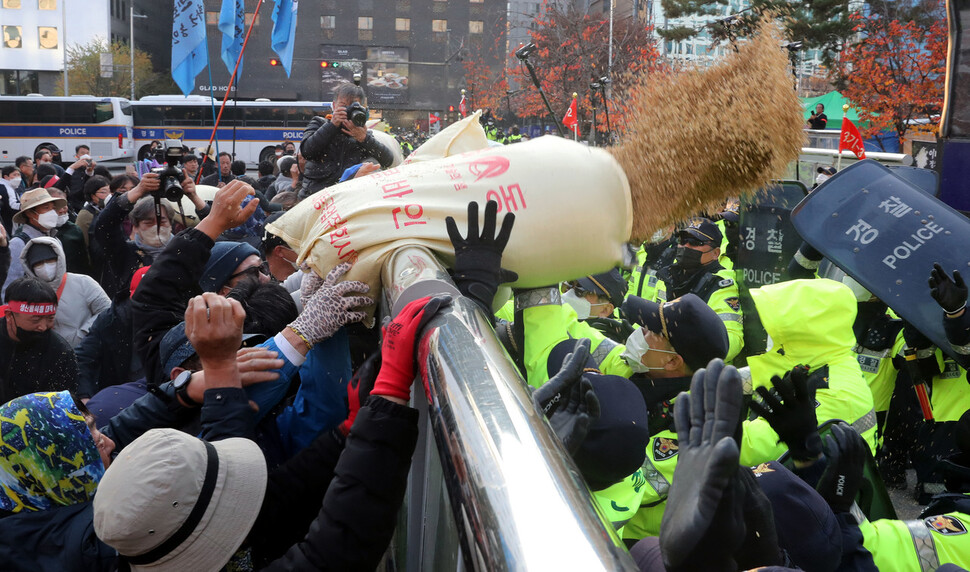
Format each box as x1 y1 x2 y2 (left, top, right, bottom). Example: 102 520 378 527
533 339 600 454
445 200 517 315
288 262 372 349
929 263 968 314
660 358 745 572
816 422 867 513
748 364 822 462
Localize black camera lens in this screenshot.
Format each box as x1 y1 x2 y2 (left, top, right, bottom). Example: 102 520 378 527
348 102 368 128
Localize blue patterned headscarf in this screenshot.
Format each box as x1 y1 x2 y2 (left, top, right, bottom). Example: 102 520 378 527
0 391 105 513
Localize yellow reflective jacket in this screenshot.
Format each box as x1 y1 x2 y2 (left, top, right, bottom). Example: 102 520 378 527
741 279 877 465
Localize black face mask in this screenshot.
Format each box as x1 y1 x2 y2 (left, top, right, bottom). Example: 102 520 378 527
674 245 705 270
16 326 51 346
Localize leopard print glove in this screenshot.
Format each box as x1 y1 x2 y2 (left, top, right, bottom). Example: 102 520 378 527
288 262 372 345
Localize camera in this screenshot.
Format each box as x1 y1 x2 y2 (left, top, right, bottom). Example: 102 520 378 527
347 101 370 128
515 42 537 61
150 139 185 203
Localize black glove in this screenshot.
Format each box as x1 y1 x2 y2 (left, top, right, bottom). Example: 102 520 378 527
749 365 823 462
734 466 783 570
930 263 968 314
533 339 600 454
902 320 934 351
445 201 518 317
660 359 745 572
816 423 867 513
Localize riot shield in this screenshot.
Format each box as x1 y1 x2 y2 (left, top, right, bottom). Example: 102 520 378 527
736 181 808 361
886 165 940 197
791 159 970 366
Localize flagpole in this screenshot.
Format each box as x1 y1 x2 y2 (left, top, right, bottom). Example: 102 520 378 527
837 103 848 171
197 0 265 183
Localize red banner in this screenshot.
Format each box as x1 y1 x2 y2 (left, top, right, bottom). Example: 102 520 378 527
459 95 467 118
562 98 579 135
838 117 867 159
429 112 440 125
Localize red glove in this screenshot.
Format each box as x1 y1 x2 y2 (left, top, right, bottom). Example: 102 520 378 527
371 295 452 402
338 350 381 436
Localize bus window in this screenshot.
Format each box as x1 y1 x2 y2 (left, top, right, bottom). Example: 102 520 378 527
203 106 240 126
133 105 163 126
244 106 285 126
0 100 17 119
119 100 132 116
164 105 204 126
95 102 114 123
287 107 320 127
62 102 98 123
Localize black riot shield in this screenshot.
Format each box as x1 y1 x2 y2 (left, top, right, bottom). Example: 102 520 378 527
736 181 809 361
791 159 970 366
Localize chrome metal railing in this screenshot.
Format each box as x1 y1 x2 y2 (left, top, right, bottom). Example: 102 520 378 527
381 246 636 572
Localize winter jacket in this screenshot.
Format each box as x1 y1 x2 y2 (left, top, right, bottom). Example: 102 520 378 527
74 295 141 399
3 223 51 297
254 396 419 571
65 167 92 213
0 502 116 572
92 191 156 299
201 171 234 186
0 317 78 404
21 237 110 348
0 178 19 234
130 227 211 386
298 116 393 197
74 203 99 249
53 220 91 277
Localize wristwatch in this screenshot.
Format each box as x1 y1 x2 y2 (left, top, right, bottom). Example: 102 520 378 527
172 370 200 408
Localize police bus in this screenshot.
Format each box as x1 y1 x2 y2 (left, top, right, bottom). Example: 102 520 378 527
0 95 134 165
131 96 331 167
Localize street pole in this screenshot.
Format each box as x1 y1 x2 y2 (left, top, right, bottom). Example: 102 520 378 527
130 5 134 101
608 0 614 75
62 0 68 95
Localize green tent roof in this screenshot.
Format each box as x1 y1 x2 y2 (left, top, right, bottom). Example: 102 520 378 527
801 90 868 127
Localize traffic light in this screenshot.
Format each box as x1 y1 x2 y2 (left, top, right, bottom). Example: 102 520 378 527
448 105 455 112
321 61 328 68
320 61 341 68
270 58 279 66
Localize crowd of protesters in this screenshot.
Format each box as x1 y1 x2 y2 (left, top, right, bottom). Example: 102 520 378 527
0 81 969 572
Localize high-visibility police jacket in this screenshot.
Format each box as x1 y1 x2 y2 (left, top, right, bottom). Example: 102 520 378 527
620 429 680 541
593 467 648 537
741 279 878 466
716 219 734 271
852 310 905 415
626 241 675 304
504 134 523 144
860 494 970 571
658 266 744 363
514 287 632 387
927 350 970 423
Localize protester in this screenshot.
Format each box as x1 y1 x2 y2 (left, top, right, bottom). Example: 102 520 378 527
0 276 78 404
0 165 21 233
201 151 235 187
3 187 67 296
21 237 110 347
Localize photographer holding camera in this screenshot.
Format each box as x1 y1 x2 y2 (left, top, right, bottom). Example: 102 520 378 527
298 83 394 198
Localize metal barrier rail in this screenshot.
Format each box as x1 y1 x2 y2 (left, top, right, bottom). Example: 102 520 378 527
381 246 637 572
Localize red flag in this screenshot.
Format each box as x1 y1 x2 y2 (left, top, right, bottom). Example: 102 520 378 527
838 116 867 159
562 97 579 135
429 112 440 125
459 94 467 118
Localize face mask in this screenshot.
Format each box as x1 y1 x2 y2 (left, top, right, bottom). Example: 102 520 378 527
815 173 831 186
33 261 58 282
674 245 705 270
562 289 591 320
56 213 69 227
620 328 679 373
7 176 20 187
14 322 51 346
139 225 172 248
35 209 58 230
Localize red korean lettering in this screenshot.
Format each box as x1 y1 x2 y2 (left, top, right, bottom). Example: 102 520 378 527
381 179 413 200
392 204 427 229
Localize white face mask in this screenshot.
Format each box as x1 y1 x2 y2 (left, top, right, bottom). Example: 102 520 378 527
33 261 58 282
621 327 680 373
815 173 831 186
562 289 592 320
35 209 58 230
7 176 21 187
139 225 172 248
56 213 69 227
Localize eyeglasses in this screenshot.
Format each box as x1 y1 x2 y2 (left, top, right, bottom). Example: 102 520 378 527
228 263 269 283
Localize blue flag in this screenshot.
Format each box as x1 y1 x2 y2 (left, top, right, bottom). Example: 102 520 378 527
271 0 299 77
218 0 245 76
171 0 208 96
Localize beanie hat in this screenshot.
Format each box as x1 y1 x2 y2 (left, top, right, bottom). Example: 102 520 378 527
200 241 259 293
